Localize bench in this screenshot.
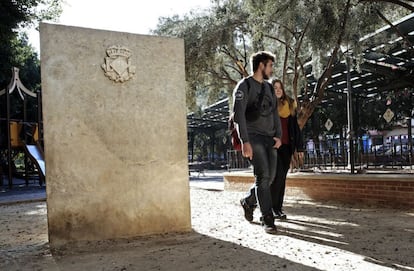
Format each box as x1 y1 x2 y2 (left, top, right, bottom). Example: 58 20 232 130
188 162 207 177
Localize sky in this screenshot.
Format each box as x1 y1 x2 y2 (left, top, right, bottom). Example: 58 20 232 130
28 0 212 53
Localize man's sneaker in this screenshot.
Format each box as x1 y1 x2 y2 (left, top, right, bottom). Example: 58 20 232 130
274 210 287 220
240 198 254 222
263 224 277 234
261 215 277 234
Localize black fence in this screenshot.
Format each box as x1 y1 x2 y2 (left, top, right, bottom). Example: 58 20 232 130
227 150 250 170
227 139 413 170
303 139 413 170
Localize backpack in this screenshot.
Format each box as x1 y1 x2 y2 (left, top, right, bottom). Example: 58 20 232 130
228 112 242 151
228 78 266 151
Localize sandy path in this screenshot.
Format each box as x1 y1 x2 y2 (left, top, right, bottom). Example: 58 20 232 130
0 186 413 270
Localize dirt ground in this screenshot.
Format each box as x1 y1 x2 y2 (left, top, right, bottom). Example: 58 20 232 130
1 177 414 271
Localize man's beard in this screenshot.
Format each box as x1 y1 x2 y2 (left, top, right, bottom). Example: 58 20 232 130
262 69 270 80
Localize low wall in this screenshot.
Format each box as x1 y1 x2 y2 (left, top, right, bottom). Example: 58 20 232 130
223 171 414 209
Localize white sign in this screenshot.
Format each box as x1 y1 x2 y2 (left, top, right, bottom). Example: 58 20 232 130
325 118 333 131
383 108 394 123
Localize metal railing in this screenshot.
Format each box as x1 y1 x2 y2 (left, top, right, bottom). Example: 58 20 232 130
303 139 413 170
227 150 250 170
226 140 413 170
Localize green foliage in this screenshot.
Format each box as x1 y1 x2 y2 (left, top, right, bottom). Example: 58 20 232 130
308 87 413 139
365 88 413 131
153 0 254 111
0 0 62 86
0 34 40 124
9 33 40 90
0 0 62 130
154 0 411 123
0 0 62 29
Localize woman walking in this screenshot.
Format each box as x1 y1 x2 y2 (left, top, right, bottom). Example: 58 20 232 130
271 79 304 219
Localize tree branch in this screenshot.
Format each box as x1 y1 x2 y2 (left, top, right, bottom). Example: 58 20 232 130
376 8 414 49
269 20 296 35
292 20 310 100
313 0 352 105
296 57 309 101
206 67 238 85
219 46 248 77
360 0 414 12
264 34 295 53
282 43 289 83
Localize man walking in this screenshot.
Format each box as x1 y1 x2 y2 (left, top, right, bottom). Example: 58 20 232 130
232 51 282 234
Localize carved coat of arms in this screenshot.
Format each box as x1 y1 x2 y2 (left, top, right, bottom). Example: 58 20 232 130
102 45 136 82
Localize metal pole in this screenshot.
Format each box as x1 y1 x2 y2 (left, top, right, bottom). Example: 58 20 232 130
190 132 195 163
0 96 3 187
24 96 29 186
6 84 12 188
409 92 413 169
346 54 355 174
408 117 412 168
37 90 42 143
211 131 215 163
37 90 44 149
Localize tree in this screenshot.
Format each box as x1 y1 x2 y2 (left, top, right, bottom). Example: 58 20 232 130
245 0 412 129
1 0 63 146
0 0 63 85
154 0 412 127
154 1 254 111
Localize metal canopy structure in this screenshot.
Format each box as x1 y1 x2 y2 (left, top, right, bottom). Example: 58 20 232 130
187 13 414 144
187 98 230 132
187 98 230 163
311 13 414 102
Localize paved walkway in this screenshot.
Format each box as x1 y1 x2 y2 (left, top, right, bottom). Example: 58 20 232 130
0 170 227 205
0 178 46 205
0 171 413 270
189 169 226 190
190 170 414 270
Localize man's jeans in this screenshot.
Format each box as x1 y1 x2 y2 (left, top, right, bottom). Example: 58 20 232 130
243 135 278 217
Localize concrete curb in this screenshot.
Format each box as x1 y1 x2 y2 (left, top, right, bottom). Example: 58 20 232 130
0 197 46 206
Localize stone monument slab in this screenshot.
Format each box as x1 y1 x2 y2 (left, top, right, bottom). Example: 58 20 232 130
40 23 190 247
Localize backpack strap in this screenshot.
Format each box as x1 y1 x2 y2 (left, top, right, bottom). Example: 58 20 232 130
257 82 266 109
245 76 251 93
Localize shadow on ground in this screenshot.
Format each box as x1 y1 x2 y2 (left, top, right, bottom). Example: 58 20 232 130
1 171 413 271
278 200 414 271
1 231 320 271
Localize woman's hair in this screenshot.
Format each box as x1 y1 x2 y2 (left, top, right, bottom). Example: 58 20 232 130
272 78 296 115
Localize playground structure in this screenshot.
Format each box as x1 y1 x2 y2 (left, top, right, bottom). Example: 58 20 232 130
0 67 45 188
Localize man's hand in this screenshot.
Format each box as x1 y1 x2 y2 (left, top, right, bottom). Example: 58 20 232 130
273 137 282 149
242 142 253 160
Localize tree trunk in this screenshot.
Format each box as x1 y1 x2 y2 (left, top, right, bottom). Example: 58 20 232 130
297 100 316 130
296 0 352 130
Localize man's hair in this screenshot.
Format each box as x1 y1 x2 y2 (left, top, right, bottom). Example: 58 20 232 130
251 51 275 72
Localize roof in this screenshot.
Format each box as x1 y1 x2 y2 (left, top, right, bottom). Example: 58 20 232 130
187 98 230 132
314 13 414 103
